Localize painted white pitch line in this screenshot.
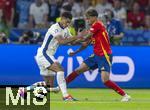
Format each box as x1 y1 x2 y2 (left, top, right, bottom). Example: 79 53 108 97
50 101 150 104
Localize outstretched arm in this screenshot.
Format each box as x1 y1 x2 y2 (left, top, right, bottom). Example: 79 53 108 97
69 30 93 45
55 28 91 45
69 39 91 56
55 35 79 45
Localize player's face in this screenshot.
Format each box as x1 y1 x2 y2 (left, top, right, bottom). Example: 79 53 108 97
85 16 95 25
61 17 72 28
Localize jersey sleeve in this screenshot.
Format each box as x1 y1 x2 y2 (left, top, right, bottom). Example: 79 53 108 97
90 22 101 34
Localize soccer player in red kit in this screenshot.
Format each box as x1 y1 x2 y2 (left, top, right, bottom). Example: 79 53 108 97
65 9 131 102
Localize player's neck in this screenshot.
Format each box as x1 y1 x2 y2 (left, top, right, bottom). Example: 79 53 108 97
58 22 65 29
92 19 98 25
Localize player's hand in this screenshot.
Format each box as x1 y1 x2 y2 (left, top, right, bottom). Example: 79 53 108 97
77 35 84 39
77 29 88 39
69 52 76 56
77 28 83 36
77 28 87 36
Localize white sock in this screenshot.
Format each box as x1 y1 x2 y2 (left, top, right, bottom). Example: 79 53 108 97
49 87 60 92
57 71 68 97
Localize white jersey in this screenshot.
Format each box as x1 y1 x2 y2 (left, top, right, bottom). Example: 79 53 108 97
35 23 72 75
37 23 72 56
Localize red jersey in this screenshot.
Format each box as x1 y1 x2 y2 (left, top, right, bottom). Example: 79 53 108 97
90 20 112 56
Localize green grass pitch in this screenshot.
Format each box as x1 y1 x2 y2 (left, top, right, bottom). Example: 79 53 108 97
50 88 150 110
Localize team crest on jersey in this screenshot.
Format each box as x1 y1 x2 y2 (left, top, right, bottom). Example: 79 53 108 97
90 28 94 31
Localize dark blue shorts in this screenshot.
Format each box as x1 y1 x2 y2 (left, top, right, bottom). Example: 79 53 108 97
83 54 112 73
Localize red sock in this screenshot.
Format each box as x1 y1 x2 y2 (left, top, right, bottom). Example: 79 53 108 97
65 71 79 84
104 80 125 96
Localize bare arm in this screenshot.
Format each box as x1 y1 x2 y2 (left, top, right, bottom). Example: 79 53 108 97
69 39 91 56
112 33 124 40
69 30 93 45
55 35 79 45
69 31 93 55
55 30 92 45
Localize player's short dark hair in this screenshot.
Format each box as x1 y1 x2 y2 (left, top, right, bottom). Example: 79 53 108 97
85 8 98 17
61 11 72 20
104 9 114 18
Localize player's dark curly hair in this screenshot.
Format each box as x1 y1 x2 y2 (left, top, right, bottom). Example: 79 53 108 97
61 11 72 20
85 8 98 17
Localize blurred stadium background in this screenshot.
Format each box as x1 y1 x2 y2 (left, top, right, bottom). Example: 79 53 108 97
0 0 150 110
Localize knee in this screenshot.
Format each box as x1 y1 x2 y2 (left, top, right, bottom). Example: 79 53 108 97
101 78 109 83
101 71 110 83
75 69 82 74
53 62 64 72
57 68 64 72
75 63 88 74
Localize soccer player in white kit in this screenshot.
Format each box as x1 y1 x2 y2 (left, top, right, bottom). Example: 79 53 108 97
19 12 81 101
35 11 78 101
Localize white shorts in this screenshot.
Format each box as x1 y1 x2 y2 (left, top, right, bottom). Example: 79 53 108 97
35 54 57 76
